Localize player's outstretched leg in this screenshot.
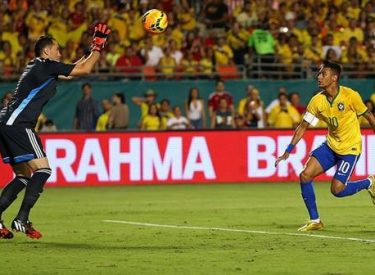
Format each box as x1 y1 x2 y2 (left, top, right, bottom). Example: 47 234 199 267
332 178 371 198
12 168 51 239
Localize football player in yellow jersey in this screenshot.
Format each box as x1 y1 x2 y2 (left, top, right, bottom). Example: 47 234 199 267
276 61 375 232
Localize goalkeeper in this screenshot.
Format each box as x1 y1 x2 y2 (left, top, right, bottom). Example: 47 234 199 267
0 24 111 240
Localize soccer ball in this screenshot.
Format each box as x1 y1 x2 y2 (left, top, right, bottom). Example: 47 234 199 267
142 9 168 34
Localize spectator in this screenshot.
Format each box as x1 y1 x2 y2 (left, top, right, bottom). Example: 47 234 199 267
40 119 57 132
158 46 177 79
267 92 301 128
0 41 15 69
199 47 215 78
322 33 342 60
213 37 234 66
303 34 323 66
359 99 375 127
342 37 368 66
73 83 99 131
48 3 70 48
248 22 276 77
180 51 199 78
342 18 364 45
238 85 255 115
234 113 248 129
242 88 265 128
24 1 49 41
96 99 112 131
226 21 250 65
115 46 144 79
132 89 158 124
208 79 234 118
201 0 229 30
177 3 197 32
288 92 306 115
364 17 375 48
182 30 203 54
0 91 12 109
324 48 340 63
158 98 172 117
211 98 234 129
235 1 257 29
169 39 183 65
167 106 190 130
185 87 206 129
141 103 163 131
141 37 164 66
265 87 289 116
276 33 293 71
108 93 129 130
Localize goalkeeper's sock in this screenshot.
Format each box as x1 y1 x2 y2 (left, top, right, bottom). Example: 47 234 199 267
300 181 319 220
0 176 29 219
333 178 371 198
16 169 51 222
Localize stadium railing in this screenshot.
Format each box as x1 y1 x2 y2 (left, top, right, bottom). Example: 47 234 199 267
1 58 374 81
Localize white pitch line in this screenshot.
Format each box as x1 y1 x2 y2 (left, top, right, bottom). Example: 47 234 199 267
103 220 375 244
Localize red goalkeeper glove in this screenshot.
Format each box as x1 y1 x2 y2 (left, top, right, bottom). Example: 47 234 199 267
91 23 111 52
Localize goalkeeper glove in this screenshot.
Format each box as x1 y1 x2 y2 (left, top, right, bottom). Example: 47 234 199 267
91 23 111 52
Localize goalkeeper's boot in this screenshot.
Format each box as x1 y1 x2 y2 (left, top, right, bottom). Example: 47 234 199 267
367 175 375 205
0 220 13 239
297 220 324 232
12 219 42 239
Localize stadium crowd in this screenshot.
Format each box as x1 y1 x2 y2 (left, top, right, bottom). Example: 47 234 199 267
0 0 375 79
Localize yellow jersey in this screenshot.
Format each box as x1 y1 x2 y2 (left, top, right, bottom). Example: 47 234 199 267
96 112 110 131
305 86 367 155
142 115 162 130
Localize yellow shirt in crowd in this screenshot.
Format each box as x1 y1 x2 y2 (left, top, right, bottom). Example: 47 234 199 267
268 105 301 128
142 115 162 130
96 111 110 131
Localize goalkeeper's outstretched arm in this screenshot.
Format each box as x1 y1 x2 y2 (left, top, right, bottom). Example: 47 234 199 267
69 23 111 77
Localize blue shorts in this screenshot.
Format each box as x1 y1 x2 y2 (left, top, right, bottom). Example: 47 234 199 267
311 142 360 184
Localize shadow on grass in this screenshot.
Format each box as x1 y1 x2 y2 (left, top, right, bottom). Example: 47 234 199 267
15 241 192 251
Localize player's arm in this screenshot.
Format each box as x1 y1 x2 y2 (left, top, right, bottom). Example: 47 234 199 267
58 56 92 80
362 109 375 133
69 24 111 77
275 120 309 166
275 103 319 166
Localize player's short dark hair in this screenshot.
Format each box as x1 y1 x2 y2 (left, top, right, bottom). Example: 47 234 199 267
34 35 55 57
322 60 342 79
114 93 125 104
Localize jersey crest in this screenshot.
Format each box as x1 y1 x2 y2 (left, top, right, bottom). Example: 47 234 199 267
337 102 345 111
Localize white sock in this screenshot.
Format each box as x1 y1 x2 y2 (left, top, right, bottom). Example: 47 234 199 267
311 218 320 223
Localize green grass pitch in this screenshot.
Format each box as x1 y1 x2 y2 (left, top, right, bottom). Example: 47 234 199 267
1 182 375 274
